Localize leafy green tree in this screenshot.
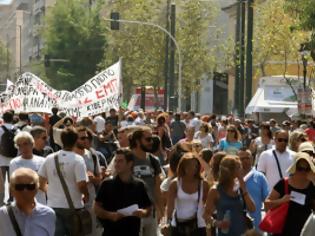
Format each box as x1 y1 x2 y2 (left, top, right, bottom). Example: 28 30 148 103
43 0 106 90
0 39 9 82
100 0 165 99
253 0 309 77
100 0 228 102
176 0 219 94
285 0 315 61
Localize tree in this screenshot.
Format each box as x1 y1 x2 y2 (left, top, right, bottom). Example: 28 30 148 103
100 0 165 99
253 0 309 77
43 0 106 90
100 0 228 102
0 39 9 83
176 0 219 95
285 0 315 61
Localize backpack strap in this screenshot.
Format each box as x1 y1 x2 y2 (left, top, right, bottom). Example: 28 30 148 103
148 154 160 176
272 150 283 179
1 125 8 132
6 205 22 236
19 124 27 131
90 150 98 176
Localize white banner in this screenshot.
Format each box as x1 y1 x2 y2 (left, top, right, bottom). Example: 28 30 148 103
0 60 122 118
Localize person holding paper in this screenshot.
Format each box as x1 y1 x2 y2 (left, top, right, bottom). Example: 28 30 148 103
264 152 315 236
94 148 152 236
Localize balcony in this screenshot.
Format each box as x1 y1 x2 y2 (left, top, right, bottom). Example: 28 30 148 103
16 0 29 11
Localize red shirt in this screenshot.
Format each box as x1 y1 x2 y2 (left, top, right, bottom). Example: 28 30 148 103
305 128 315 142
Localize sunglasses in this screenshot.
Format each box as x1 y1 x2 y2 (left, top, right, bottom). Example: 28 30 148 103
277 138 288 143
144 137 153 142
79 136 89 140
14 183 36 191
296 165 311 172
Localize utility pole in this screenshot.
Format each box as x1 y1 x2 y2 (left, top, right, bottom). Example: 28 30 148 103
6 34 10 79
169 3 176 111
239 0 246 118
164 0 170 111
234 0 241 115
246 0 254 106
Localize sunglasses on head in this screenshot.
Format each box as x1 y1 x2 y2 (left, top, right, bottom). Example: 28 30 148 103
296 165 311 172
14 183 36 191
277 138 288 143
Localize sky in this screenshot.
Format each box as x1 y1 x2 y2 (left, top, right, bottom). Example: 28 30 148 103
0 0 13 5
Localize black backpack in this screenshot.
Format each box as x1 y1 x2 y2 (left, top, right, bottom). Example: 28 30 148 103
0 126 18 158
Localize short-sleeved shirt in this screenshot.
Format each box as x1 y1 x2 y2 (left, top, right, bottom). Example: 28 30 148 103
218 139 242 155
0 201 56 236
244 169 269 228
133 154 162 202
273 179 315 236
95 175 152 236
38 150 88 209
9 155 46 204
170 121 186 138
257 149 295 190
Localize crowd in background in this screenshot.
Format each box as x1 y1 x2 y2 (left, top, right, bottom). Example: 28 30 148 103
0 107 315 236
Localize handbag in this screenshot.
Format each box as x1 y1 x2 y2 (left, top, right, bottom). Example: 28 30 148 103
172 181 201 236
259 178 289 234
54 154 92 235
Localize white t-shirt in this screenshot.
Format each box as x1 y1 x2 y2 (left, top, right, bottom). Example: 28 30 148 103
257 148 295 190
38 150 88 209
189 118 201 133
9 155 46 204
82 149 101 208
93 116 105 133
194 131 214 148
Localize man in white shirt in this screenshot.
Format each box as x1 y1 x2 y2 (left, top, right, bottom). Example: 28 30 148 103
9 131 46 204
257 130 295 190
188 111 201 133
38 128 89 236
93 114 105 134
0 111 16 206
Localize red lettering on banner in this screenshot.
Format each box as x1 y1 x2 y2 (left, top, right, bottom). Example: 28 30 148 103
82 97 92 104
103 79 117 96
96 90 105 99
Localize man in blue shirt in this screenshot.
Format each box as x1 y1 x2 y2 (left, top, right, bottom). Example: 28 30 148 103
238 148 269 228
0 168 55 236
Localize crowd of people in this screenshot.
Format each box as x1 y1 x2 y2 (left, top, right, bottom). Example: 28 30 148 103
0 108 315 236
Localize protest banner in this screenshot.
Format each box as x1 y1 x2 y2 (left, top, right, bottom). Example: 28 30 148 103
0 60 122 118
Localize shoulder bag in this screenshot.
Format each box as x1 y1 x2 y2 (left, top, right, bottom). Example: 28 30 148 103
54 154 92 235
259 178 289 234
6 204 22 236
172 180 201 235
272 150 283 179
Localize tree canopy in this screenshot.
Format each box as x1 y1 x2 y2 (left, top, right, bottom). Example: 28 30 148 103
43 0 106 90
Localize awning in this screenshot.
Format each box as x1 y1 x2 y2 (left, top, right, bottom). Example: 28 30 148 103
245 87 297 114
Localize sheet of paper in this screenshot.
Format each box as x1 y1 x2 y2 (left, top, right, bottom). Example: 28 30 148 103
117 204 139 216
290 191 306 205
